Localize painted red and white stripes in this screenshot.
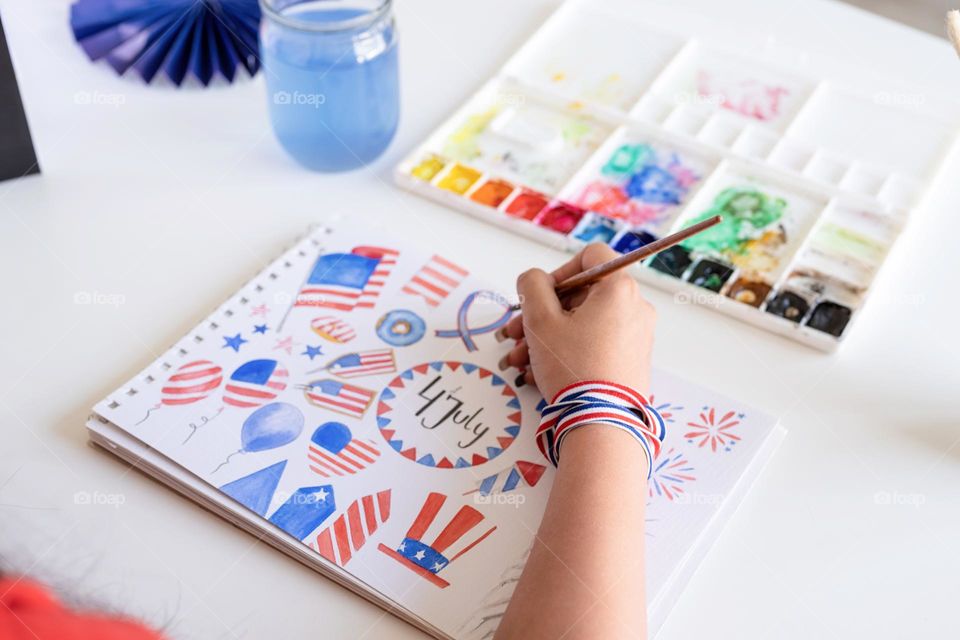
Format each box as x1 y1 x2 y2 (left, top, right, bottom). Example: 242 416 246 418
311 490 392 567
402 255 469 307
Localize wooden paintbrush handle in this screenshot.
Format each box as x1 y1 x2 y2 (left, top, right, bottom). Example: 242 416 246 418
553 215 722 295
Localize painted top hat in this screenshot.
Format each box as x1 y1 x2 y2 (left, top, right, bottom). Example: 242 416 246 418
378 492 496 588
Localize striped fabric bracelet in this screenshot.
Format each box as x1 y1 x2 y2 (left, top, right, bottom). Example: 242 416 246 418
535 381 666 476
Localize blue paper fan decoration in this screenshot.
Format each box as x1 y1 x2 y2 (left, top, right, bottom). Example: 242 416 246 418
70 0 262 86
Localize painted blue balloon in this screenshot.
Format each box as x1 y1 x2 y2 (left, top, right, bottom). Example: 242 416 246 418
376 309 426 347
241 402 304 453
310 422 352 454
230 359 279 384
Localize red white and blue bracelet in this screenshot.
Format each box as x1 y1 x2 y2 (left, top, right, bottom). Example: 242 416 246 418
535 381 666 476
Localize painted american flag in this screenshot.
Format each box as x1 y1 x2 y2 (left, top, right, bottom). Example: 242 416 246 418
223 359 288 408
311 490 392 567
308 421 382 478
310 316 356 344
312 349 396 379
301 379 375 419
294 246 398 312
401 255 469 307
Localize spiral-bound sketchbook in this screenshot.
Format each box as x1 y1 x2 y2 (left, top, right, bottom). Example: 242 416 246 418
87 225 785 638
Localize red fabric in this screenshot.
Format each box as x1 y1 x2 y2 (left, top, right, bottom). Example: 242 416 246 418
0 577 163 640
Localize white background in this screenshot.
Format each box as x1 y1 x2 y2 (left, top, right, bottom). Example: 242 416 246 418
1 0 959 638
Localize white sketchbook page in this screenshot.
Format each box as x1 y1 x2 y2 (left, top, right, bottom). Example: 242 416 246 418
93 226 781 637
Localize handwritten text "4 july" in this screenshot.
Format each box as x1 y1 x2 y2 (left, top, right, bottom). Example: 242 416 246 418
416 376 489 448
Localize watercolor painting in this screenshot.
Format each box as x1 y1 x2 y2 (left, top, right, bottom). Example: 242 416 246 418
463 460 547 497
308 348 397 379
377 492 498 588
649 447 696 501
311 490 392 567
219 460 287 517
402 255 470 307
283 246 398 320
567 139 707 229
269 485 337 541
685 407 743 453
307 422 382 479
441 89 611 195
434 290 515 353
377 361 521 469
135 359 223 425
94 227 784 639
223 359 289 409
299 379 376 419
376 309 427 347
213 402 304 473
310 316 357 344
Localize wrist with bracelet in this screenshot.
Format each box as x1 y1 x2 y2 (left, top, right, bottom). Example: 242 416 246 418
535 381 666 476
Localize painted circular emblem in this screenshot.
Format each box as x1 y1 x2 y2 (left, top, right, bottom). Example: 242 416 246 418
376 309 427 347
376 361 522 468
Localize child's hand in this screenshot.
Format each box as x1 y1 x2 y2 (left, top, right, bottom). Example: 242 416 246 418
498 243 656 400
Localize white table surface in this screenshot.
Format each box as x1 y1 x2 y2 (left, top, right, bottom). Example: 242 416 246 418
2 0 959 638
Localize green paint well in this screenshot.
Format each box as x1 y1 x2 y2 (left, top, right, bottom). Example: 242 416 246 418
682 188 786 255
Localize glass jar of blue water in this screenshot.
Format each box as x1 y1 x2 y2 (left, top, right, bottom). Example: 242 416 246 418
260 0 399 172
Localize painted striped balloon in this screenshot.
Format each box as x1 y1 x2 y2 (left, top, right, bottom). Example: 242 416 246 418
223 359 289 408
160 360 223 406
311 316 357 344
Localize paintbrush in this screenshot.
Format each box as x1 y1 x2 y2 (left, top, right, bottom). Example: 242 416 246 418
949 10 960 57
509 214 723 311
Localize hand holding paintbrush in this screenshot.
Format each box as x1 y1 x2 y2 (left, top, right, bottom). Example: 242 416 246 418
507 215 722 312
496 215 722 391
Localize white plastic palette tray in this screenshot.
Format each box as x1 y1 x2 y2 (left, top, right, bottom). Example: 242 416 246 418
395 0 960 350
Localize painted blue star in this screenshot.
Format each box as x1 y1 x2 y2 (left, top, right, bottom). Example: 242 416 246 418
253 324 268 335
302 344 323 360
223 333 247 352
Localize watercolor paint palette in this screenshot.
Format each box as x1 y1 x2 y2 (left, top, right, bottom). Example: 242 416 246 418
395 0 960 350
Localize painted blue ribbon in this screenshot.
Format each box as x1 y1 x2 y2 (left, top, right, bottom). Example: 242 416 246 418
435 290 514 352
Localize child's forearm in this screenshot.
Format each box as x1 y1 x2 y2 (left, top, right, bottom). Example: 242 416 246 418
495 425 649 640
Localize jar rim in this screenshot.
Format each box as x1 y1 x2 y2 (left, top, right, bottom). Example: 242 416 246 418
259 0 392 33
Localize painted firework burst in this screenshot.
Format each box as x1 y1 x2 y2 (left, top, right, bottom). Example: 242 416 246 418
649 447 695 501
646 393 683 423
685 407 743 452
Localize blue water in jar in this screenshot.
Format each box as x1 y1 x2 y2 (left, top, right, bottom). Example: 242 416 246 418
261 2 399 172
